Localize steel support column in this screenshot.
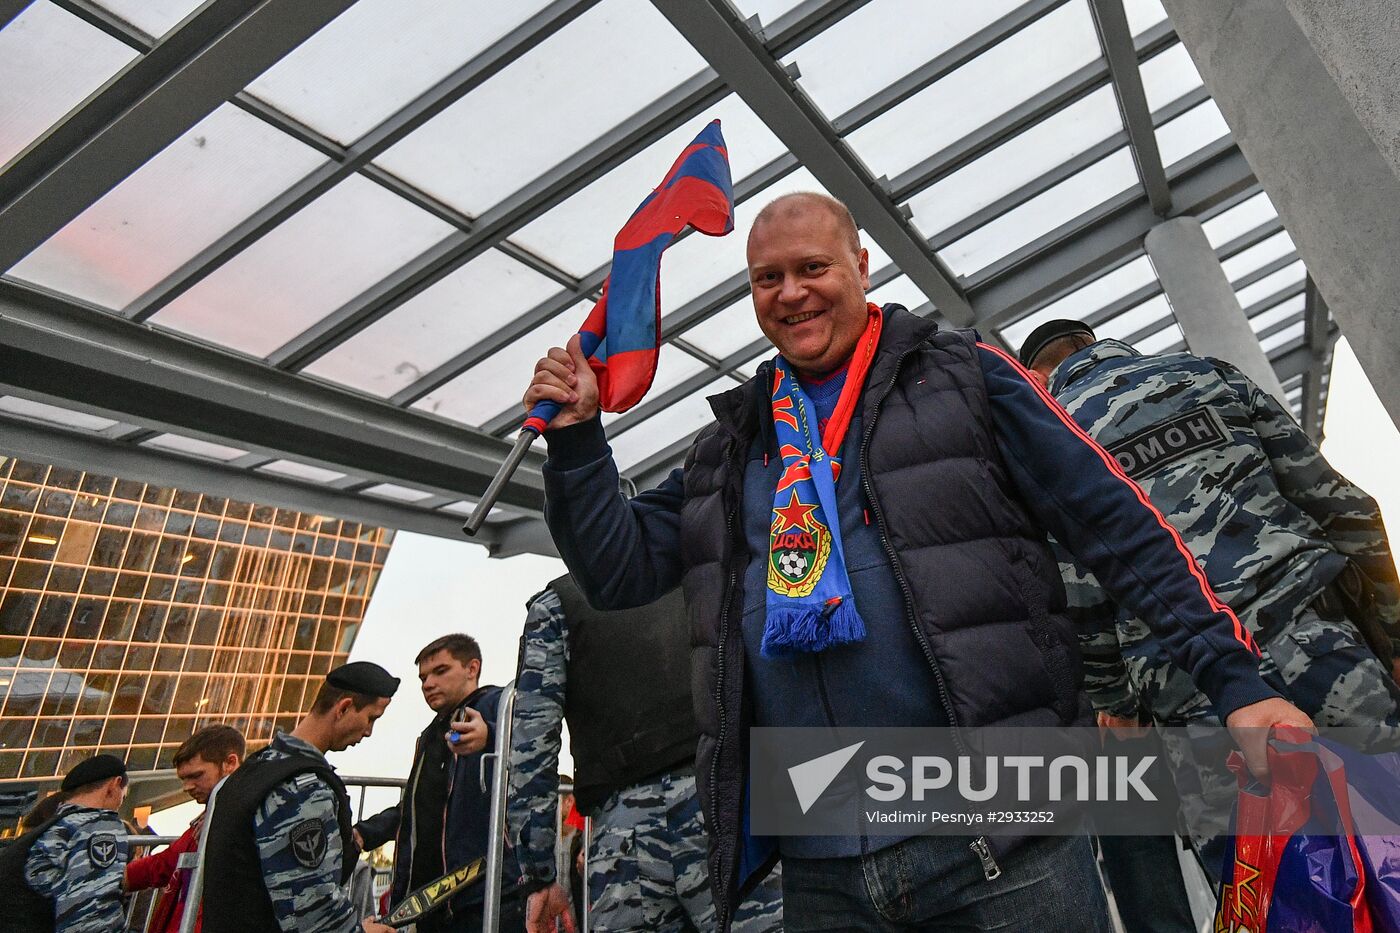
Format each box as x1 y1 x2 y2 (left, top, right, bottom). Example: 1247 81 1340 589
1300 277 1330 439
1087 0 1171 215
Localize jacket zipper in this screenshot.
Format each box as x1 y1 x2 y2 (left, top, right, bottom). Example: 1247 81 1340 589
711 479 743 932
970 837 1002 881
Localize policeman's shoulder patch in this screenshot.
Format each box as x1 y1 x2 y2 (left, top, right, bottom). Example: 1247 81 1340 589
288 818 327 869
88 832 118 868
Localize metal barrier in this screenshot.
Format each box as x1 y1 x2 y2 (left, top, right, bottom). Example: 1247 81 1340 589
481 681 516 933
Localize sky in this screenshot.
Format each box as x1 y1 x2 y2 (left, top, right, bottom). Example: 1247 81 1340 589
150 337 1399 834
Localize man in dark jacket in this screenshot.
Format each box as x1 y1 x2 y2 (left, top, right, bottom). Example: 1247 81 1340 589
522 191 1311 931
356 634 524 933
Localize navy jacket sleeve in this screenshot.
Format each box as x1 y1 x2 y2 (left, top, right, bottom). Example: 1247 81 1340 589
975 343 1276 721
541 416 687 610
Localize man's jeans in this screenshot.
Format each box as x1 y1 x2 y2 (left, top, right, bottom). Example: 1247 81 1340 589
781 834 1112 931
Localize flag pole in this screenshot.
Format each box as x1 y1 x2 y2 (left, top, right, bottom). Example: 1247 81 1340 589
461 427 538 536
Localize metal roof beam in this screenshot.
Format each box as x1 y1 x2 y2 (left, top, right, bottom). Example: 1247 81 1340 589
652 0 975 325
0 0 357 272
0 1 32 31
1300 277 1329 439
123 0 601 322
1088 0 1171 215
266 0 867 371
0 281 547 513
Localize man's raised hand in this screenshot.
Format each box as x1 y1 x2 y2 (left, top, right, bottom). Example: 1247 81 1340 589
522 334 600 430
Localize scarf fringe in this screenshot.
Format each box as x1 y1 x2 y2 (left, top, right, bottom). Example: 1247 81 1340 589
760 599 867 658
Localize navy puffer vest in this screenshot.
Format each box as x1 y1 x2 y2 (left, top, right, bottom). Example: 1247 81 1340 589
680 307 1086 925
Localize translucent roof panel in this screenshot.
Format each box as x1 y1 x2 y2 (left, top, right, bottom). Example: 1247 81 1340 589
141 434 248 462
640 344 709 398
412 300 592 427
868 275 930 313
9 104 327 310
94 0 205 38
1096 294 1171 342
374 0 707 216
257 460 347 484
245 0 554 145
1139 43 1204 113
847 1 1102 180
1250 295 1307 334
151 174 455 357
363 483 435 503
727 0 808 24
905 85 1122 238
1234 260 1306 310
0 396 117 432
609 378 733 471
939 148 1139 276
1003 255 1158 347
512 96 786 278
1122 0 1169 37
1136 322 1184 355
1202 191 1279 248
680 296 767 361
785 0 1027 121
1221 230 1297 283
303 248 563 398
1260 319 1306 354
1155 99 1231 170
0 3 139 168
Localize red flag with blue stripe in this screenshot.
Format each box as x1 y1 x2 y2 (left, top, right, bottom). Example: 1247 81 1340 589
522 120 735 435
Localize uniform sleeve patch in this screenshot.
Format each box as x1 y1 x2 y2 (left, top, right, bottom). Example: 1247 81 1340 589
1105 406 1228 480
288 818 327 869
88 832 118 868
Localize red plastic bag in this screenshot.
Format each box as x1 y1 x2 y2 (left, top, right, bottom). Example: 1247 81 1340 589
1215 727 1378 932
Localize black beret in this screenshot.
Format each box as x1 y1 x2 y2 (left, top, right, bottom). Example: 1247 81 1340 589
326 661 399 699
1017 319 1096 368
61 753 126 792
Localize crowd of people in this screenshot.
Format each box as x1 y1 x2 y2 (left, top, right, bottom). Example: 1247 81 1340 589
2 191 1398 932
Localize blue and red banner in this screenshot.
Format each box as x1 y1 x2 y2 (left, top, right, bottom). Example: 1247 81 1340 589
522 120 735 435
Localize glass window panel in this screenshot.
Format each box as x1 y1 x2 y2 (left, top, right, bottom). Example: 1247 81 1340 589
1250 295 1306 334
1139 43 1204 113
374 0 706 216
151 174 455 356
786 0 1026 120
246 0 553 144
1260 320 1306 354
1136 322 1184 355
644 344 709 398
12 104 327 311
1003 256 1157 347
362 483 434 503
1122 0 1169 37
1097 294 1172 341
727 0 805 23
906 86 1122 236
94 0 204 37
608 378 731 471
1155 100 1230 169
0 2 139 168
1202 191 1278 248
303 248 561 397
0 397 117 431
256 460 347 484
847 2 1102 180
141 433 248 462
681 296 768 361
1221 231 1297 284
867 275 930 313
413 300 591 426
659 167 835 311
512 95 786 277
1234 260 1305 310
941 149 1139 276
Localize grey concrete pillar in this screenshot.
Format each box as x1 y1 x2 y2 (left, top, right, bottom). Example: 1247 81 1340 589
1145 217 1289 404
1159 0 1400 429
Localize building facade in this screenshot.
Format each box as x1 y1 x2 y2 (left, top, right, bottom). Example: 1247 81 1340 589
0 455 392 784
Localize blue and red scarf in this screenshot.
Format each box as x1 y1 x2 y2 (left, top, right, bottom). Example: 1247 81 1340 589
762 305 882 657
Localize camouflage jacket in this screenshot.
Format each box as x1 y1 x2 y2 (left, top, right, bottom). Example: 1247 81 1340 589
252 731 359 933
507 588 568 887
1050 340 1400 720
24 803 128 933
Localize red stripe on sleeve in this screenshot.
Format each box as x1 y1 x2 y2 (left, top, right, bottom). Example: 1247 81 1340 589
976 342 1259 656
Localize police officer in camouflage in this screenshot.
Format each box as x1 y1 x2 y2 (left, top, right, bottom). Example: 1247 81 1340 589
201 662 398 933
1020 319 1400 734
508 577 782 933
0 753 130 933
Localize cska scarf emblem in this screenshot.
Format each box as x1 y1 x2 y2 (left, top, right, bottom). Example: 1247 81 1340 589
762 305 882 657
